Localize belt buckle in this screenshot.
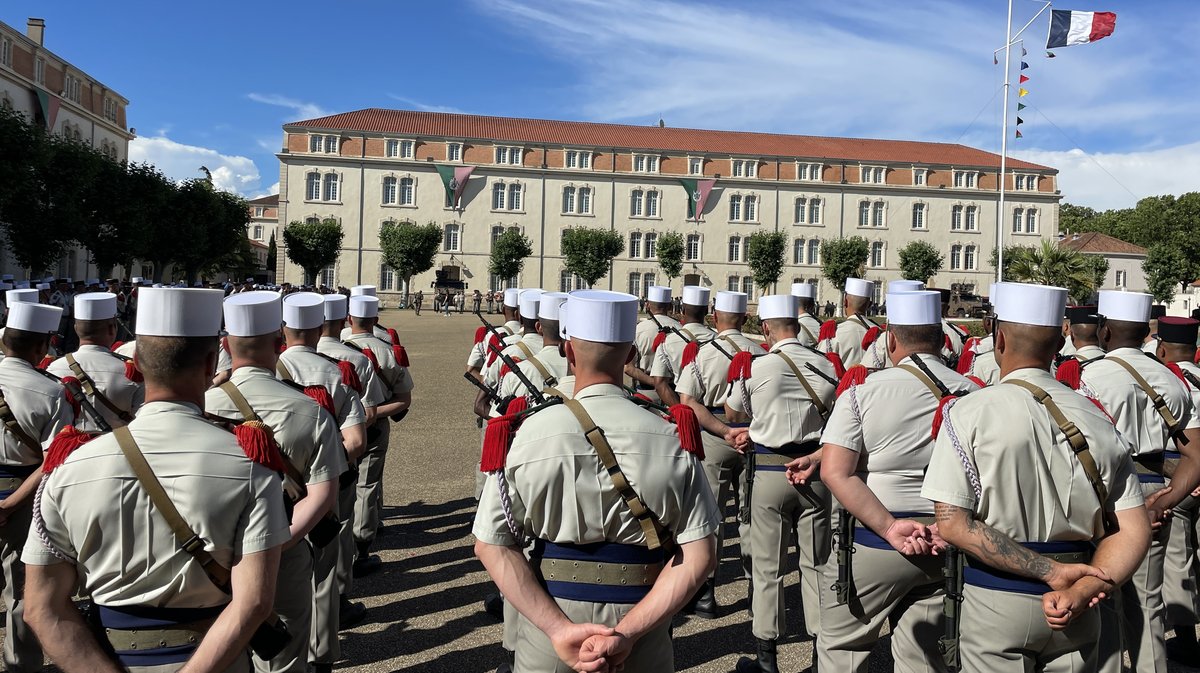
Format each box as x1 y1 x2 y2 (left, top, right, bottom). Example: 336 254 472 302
180 534 204 553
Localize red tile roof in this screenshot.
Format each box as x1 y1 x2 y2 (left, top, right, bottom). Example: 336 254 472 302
285 108 1054 172
247 194 279 206
1058 231 1146 256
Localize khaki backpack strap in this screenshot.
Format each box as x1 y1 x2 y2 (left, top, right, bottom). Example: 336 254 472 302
1005 379 1110 509
65 354 134 423
522 356 557 386
774 351 830 420
113 426 232 590
798 322 816 344
561 398 674 553
275 360 293 382
719 335 744 354
897 364 948 400
1107 357 1183 437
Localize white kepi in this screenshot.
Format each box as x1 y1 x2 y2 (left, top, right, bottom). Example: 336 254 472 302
538 292 569 321
6 289 39 305
888 280 925 293
682 285 711 307
283 292 326 330
350 285 377 297
885 290 941 325
349 295 380 319
75 292 118 321
136 288 225 337
715 291 748 314
565 290 638 343
223 291 282 338
790 283 815 299
993 283 1068 327
6 302 62 334
845 278 874 298
519 289 544 320
503 288 522 308
1097 289 1152 323
758 294 800 320
323 294 348 321
647 285 672 304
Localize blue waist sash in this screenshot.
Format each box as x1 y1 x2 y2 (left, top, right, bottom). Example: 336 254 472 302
531 540 665 604
1164 450 1182 460
99 604 224 666
753 441 819 471
853 512 933 551
0 463 37 499
1134 454 1167 483
635 383 656 391
963 541 1094 596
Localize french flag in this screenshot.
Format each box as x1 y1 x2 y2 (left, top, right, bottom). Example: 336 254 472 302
1047 9 1116 48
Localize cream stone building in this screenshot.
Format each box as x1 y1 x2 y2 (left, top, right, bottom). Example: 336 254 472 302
275 109 1060 305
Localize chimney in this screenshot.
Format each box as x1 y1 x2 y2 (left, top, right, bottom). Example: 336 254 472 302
27 18 45 46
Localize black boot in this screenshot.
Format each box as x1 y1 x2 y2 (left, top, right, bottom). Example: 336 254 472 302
735 639 778 673
338 594 368 629
352 540 381 577
688 579 717 620
311 665 333 673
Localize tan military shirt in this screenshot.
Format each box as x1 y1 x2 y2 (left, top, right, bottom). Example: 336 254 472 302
650 322 717 380
633 314 681 374
0 357 72 465
1059 335 1077 359
278 346 366 431
23 401 290 608
674 329 758 407
47 345 144 431
966 335 1001 386
1176 361 1200 409
922 368 1144 542
316 336 387 409
344 332 415 400
797 313 822 347
467 320 520 369
1079 347 1198 456
943 320 967 363
1073 344 1105 362
820 314 879 370
726 338 836 448
217 343 232 374
473 383 720 547
206 367 347 487
498 345 569 401
823 355 978 512
340 324 391 342
482 332 544 388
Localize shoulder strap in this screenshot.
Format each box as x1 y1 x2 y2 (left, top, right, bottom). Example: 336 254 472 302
1183 369 1200 391
896 365 946 400
560 397 674 554
112 426 232 591
0 388 42 453
1004 379 1111 513
217 381 308 494
797 322 816 343
65 354 134 423
513 340 536 360
1107 357 1183 437
774 350 830 420
719 335 745 354
275 359 293 382
522 355 557 386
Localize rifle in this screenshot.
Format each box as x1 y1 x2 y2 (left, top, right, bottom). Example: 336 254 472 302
487 341 546 405
938 547 965 671
738 446 755 526
831 511 855 605
60 377 114 434
463 372 502 405
476 311 509 342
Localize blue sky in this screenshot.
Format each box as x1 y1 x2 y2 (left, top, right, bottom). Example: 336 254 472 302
9 0 1198 209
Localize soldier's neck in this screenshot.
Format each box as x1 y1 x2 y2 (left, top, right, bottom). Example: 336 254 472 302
78 338 112 349
571 368 623 394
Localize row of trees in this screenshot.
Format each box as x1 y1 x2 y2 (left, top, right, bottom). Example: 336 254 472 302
0 107 255 283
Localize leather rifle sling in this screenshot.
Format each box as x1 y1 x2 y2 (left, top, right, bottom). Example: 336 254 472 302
1107 357 1184 438
896 365 946 400
0 389 42 453
218 382 308 497
65 354 134 422
774 350 830 421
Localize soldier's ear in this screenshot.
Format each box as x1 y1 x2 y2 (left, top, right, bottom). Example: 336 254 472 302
564 341 576 367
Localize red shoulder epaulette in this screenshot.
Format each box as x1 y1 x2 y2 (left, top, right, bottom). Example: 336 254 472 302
473 326 488 345
36 355 54 370
362 347 381 374
481 397 531 472
836 364 870 398
668 403 704 460
58 376 84 418
956 344 977 375
824 351 846 379
124 360 144 383
726 351 755 383
1055 358 1083 390
336 359 363 394
818 320 838 342
861 326 882 350
233 421 287 472
943 334 953 351
680 341 701 368
303 385 337 417
651 331 667 352
43 426 97 474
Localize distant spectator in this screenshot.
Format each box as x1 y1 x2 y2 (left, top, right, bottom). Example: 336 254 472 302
472 290 482 314
414 290 424 316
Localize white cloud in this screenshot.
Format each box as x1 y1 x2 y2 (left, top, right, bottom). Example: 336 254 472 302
129 135 263 196
1013 142 1200 211
252 182 281 199
246 93 328 121
387 95 465 114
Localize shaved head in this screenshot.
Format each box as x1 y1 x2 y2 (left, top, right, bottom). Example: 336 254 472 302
1100 319 1150 350
995 321 1064 371
1069 323 1100 347
136 335 218 386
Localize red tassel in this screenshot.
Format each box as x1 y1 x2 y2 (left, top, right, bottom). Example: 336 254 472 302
1055 358 1082 390
303 385 337 417
824 351 846 379
633 393 654 405
726 351 755 383
1167 362 1188 386
1195 347 1200 365
931 395 957 440
499 362 512 380
43 426 96 474
966 375 987 388
111 340 125 351
836 364 870 398
393 343 410 367
861 326 882 350
124 359 144 383
58 376 84 418
336 359 363 394
387 327 400 346
956 346 976 375
669 404 704 460
651 332 667 352
818 320 838 342
760 342 769 351
504 396 529 416
680 341 701 368
481 415 515 472
485 334 503 366
37 356 54 370
362 347 380 374
234 421 287 473
944 334 953 351
474 326 488 345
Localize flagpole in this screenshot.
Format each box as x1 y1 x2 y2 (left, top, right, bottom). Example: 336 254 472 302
996 0 1014 284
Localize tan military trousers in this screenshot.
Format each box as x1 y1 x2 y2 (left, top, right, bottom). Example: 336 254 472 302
252 542 313 673
0 502 42 673
311 511 342 664
700 431 750 578
353 419 390 544
816 542 945 673
959 585 1100 671
475 426 488 500
748 470 830 640
513 596 672 673
335 477 356 596
1164 495 1199 630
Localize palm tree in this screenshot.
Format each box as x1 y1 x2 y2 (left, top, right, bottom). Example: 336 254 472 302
1007 239 1097 302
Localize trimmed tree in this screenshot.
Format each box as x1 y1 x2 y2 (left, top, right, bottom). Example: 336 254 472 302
1007 239 1096 303
379 220 441 302
820 236 870 293
284 217 344 285
561 226 624 288
1143 244 1191 305
746 230 787 295
897 240 944 285
488 228 533 288
656 232 685 286
266 231 278 277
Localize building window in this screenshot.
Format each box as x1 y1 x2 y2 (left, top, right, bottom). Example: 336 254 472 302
1015 174 1037 191
808 198 822 225
643 273 656 291
870 241 885 268
794 198 807 225
64 75 81 103
861 166 885 184
443 223 461 252
305 217 321 225
728 276 740 292
560 270 585 292
383 177 398 204
447 142 462 162
319 266 335 288
797 163 822 181
644 232 658 259
631 189 659 218
687 234 701 261
913 168 927 186
508 184 522 211
322 174 339 201
309 135 339 154
252 225 264 240
872 202 885 227
401 140 415 158
1116 270 1128 287
491 225 504 246
565 150 591 169
689 157 703 175
953 170 978 188
793 238 804 264
729 195 758 222
646 190 658 217
385 140 400 158
562 186 593 215
103 97 117 121
950 244 963 270
0 37 11 67
1012 208 1024 233
858 201 871 227
912 203 926 230
729 195 742 222
732 159 757 178
729 236 744 262
577 187 592 214
1025 208 1038 233
35 57 45 84
305 173 321 201
325 136 339 153
253 206 265 218
495 146 522 166
951 205 964 231
399 177 414 205
628 273 642 297
629 232 642 258
492 183 506 210
965 205 978 231
964 245 978 270
380 266 396 291
807 239 820 265
633 154 659 173
742 276 755 298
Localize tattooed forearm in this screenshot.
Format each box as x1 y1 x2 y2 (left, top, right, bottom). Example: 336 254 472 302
934 502 1052 581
